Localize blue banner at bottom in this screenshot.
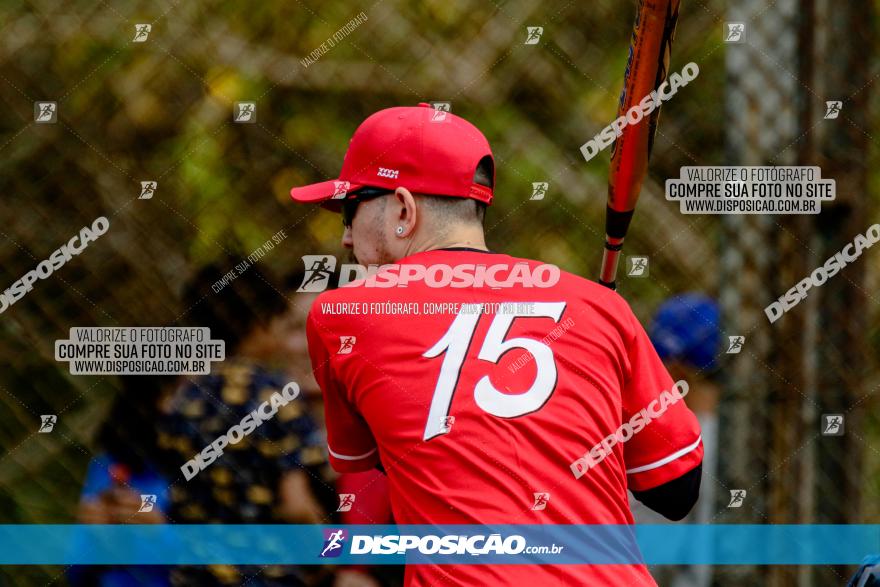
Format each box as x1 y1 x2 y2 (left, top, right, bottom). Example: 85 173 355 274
0 525 877 565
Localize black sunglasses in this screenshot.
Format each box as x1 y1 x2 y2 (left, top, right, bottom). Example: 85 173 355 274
341 188 394 227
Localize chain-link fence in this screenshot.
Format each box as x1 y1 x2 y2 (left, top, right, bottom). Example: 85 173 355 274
1 0 878 585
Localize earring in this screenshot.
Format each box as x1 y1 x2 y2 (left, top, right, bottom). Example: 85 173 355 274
396 226 404 235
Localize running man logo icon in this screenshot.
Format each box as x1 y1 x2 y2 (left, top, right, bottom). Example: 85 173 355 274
297 255 337 292
234 102 256 123
822 414 844 436
439 416 455 434
530 182 549 200
337 336 356 355
337 494 356 512
133 24 152 42
332 181 351 199
824 101 843 119
727 336 745 354
139 181 157 200
38 415 57 433
627 256 649 277
532 492 550 510
727 489 746 508
525 27 544 45
34 102 57 123
724 23 745 42
320 529 347 558
138 494 157 513
430 102 450 122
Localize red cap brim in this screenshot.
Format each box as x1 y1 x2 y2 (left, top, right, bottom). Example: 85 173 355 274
290 179 365 212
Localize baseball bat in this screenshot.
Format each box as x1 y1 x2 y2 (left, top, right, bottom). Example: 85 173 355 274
599 0 682 289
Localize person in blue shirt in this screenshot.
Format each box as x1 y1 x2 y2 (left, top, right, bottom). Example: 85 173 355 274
70 375 173 587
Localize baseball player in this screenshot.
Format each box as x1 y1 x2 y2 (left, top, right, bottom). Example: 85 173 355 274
291 103 703 586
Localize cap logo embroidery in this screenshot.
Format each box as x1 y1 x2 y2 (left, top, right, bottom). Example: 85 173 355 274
377 167 399 179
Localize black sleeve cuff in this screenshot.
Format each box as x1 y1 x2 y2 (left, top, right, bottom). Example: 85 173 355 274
631 463 702 521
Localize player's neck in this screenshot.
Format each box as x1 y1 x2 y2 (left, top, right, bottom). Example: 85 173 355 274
405 226 488 256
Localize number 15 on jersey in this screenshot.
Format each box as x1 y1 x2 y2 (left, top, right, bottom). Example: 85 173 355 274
422 302 567 440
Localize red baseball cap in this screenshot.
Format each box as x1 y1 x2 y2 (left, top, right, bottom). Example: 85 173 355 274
290 103 494 210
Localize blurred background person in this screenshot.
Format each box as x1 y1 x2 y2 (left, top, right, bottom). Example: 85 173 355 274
158 255 329 587
849 555 880 586
630 292 722 587
71 375 174 587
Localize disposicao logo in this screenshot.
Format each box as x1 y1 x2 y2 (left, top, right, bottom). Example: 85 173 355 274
320 529 347 558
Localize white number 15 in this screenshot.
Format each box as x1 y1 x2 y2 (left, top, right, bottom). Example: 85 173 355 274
421 302 566 440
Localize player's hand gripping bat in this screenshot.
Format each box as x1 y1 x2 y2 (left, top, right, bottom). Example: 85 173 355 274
599 0 682 289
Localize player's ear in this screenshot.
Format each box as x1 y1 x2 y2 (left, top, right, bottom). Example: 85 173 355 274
393 187 417 237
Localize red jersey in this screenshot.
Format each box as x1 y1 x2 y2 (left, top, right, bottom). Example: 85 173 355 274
306 248 703 586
